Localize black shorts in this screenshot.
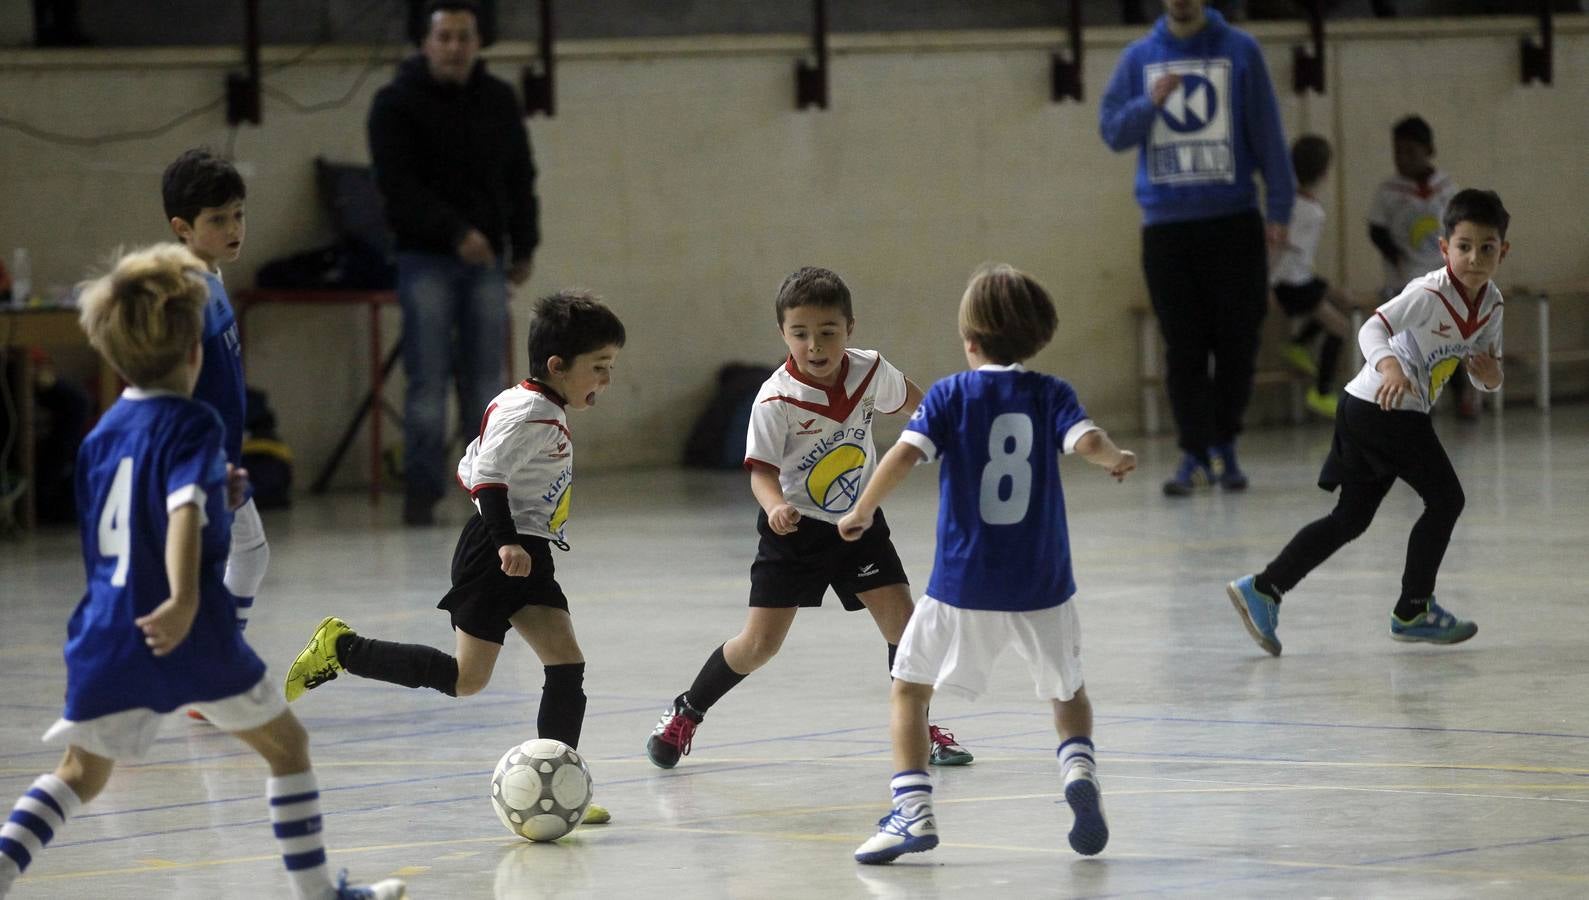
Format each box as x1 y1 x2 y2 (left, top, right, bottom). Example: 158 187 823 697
748 508 909 611
1275 277 1328 317
437 515 569 644
1317 393 1447 491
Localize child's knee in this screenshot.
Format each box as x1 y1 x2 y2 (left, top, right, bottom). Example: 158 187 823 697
55 748 113 803
454 670 490 697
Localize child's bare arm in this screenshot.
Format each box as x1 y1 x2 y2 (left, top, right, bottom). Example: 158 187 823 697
838 441 925 540
135 504 203 657
894 378 925 417
1074 429 1137 482
749 461 800 534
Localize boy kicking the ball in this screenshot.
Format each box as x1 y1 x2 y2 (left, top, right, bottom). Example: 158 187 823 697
283 291 624 826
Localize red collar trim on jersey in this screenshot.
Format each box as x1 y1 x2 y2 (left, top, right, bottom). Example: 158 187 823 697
766 354 879 423
1426 270 1493 340
520 379 567 408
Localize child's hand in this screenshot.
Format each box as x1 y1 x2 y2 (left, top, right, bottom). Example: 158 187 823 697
1149 73 1182 106
134 597 199 657
1465 346 1503 389
837 510 873 541
1109 450 1137 482
499 544 532 577
1374 358 1414 410
767 503 801 535
225 464 250 511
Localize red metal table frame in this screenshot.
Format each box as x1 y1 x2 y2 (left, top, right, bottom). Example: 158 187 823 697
235 289 397 503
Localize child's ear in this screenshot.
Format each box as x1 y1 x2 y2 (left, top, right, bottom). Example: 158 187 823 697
546 355 565 376
846 318 855 337
1498 240 1510 264
1438 236 1449 259
169 217 191 242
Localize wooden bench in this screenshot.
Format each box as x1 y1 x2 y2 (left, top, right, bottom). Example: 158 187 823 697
1495 279 1589 411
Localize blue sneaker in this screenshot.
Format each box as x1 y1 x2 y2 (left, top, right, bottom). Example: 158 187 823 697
1390 599 1477 644
1063 770 1109 856
1211 442 1249 490
1162 452 1214 497
855 806 939 864
1227 575 1282 656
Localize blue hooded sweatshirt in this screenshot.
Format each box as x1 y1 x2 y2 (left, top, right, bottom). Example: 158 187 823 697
1099 9 1294 227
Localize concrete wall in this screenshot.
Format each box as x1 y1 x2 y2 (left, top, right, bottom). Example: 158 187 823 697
1 17 1585 482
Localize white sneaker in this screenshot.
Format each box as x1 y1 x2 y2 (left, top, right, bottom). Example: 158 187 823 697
334 870 408 899
854 805 939 864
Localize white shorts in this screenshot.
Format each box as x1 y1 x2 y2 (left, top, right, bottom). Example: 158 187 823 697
891 595 1084 702
41 673 288 761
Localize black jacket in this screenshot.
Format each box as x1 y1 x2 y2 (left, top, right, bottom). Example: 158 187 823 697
367 55 538 263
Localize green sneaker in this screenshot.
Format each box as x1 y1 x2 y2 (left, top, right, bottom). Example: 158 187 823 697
1305 387 1338 419
1390 600 1477 645
284 616 353 701
928 726 973 766
1281 342 1318 377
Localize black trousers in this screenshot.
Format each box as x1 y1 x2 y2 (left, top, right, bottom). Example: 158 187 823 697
1261 396 1466 605
1142 209 1269 457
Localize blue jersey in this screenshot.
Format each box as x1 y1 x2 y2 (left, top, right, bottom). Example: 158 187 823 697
65 389 265 722
899 366 1096 612
191 271 247 469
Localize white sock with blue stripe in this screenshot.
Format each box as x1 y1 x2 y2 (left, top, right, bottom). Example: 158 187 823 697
1058 737 1096 783
268 771 335 900
890 770 933 816
0 774 81 894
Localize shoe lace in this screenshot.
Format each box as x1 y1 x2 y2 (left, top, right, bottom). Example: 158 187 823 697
928 726 959 749
658 710 698 756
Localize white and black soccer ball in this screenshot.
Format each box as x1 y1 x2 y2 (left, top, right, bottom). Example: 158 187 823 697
490 738 593 842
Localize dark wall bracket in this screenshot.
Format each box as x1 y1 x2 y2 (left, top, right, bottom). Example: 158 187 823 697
796 0 829 110
1521 0 1553 85
1051 0 1084 102
521 0 557 117
1292 0 1325 94
225 0 262 126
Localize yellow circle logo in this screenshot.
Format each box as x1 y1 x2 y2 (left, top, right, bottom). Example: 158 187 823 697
549 485 572 534
1409 215 1441 253
1429 356 1460 397
806 444 867 513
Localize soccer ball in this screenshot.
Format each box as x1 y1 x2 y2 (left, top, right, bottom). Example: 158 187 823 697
490 738 593 842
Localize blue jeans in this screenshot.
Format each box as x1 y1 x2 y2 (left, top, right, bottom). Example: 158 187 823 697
397 251 508 504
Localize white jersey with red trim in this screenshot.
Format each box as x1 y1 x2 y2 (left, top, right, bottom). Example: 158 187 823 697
744 349 908 525
1367 170 1458 296
1344 267 1504 414
456 380 574 542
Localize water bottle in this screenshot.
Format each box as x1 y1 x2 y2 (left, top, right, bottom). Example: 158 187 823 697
10 248 30 306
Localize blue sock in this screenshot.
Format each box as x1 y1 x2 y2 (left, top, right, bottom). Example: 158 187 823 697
0 774 81 893
1058 737 1096 782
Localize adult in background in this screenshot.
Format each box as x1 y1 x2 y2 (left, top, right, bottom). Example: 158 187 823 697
1100 0 1294 496
369 0 538 525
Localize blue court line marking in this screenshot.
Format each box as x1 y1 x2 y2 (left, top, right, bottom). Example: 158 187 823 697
1075 830 1589 899
1102 713 1589 742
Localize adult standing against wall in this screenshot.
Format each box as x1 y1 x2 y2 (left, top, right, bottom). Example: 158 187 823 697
369 0 538 525
1100 0 1294 496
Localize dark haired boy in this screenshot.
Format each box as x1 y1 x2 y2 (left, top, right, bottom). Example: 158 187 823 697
281 290 626 825
1231 190 1510 655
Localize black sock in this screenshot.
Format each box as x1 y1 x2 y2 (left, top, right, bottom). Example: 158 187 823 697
1393 595 1429 621
684 644 746 715
887 642 898 674
1253 574 1283 604
337 633 458 696
1317 336 1343 393
1293 321 1321 344
538 663 587 748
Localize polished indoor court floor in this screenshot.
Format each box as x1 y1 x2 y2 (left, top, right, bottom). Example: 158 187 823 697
2 406 1587 898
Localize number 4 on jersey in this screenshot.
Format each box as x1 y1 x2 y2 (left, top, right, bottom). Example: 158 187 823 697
98 456 134 587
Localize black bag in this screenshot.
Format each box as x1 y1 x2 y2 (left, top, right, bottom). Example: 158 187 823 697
242 387 293 509
683 363 775 469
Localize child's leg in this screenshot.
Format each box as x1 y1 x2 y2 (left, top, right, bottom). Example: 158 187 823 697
224 498 270 631
0 747 104 894
232 711 405 900
1392 440 1465 619
1257 478 1394 599
1054 686 1108 856
336 628 489 697
859 585 974 766
855 680 940 864
510 606 586 748
719 606 798 682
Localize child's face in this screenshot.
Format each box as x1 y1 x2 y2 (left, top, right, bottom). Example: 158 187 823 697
172 199 246 267
1440 222 1508 289
546 344 619 411
1392 138 1433 180
779 304 853 384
